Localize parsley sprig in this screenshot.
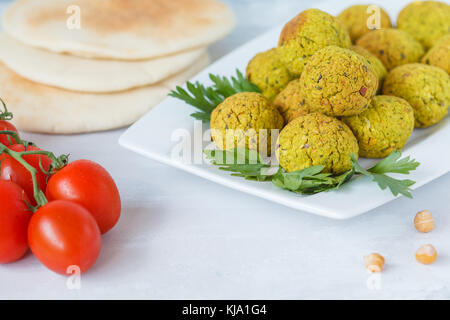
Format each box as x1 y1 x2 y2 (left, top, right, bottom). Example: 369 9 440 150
351 153 419 198
204 148 420 198
272 166 355 195
169 70 260 122
204 148 272 181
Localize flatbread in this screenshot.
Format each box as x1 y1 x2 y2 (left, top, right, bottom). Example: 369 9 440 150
0 54 210 134
0 33 206 93
3 0 234 60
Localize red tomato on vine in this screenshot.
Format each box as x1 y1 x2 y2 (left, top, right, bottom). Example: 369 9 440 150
0 120 18 146
46 160 121 234
0 180 31 264
28 200 102 275
0 144 52 206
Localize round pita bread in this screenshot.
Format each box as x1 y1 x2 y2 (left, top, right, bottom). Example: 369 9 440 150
3 0 234 60
0 33 205 93
0 54 210 134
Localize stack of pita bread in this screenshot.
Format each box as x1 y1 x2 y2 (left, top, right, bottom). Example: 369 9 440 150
0 0 235 133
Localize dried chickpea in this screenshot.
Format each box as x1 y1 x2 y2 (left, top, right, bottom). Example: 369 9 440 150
364 253 385 273
415 244 437 265
414 210 434 233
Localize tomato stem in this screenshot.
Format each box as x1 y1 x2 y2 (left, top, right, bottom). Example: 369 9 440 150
0 130 36 147
0 141 69 210
0 130 67 170
0 98 13 121
0 142 48 210
0 100 69 210
16 151 69 170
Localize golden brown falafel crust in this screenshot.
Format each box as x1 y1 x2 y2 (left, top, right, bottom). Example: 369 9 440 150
277 9 351 77
276 113 359 174
351 45 388 90
210 92 284 153
382 63 450 128
288 108 311 123
338 4 392 42
299 46 378 117
273 79 310 123
422 35 450 74
246 48 293 101
342 95 415 158
397 0 450 50
278 9 310 46
356 28 425 71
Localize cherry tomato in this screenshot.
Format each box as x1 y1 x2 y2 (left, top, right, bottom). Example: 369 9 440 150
0 144 52 205
0 180 31 263
28 200 102 275
46 160 121 234
0 120 18 146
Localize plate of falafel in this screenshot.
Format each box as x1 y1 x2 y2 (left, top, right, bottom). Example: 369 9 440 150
120 0 450 219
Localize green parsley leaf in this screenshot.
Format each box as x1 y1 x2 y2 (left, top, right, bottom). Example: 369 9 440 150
368 150 420 174
169 70 260 122
351 152 418 198
205 149 420 198
204 148 273 181
370 174 416 198
272 167 355 195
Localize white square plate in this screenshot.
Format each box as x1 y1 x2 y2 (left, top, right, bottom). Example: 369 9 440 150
119 0 450 219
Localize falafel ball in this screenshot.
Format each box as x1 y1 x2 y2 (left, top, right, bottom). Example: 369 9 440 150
342 95 415 158
351 45 388 90
356 28 425 71
299 46 378 116
273 79 310 123
383 63 450 128
422 35 450 74
276 113 359 174
210 92 284 154
246 48 293 101
277 9 351 77
397 0 450 50
288 108 311 123
338 4 392 42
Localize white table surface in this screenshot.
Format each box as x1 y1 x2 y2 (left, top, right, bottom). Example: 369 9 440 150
1 0 450 300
